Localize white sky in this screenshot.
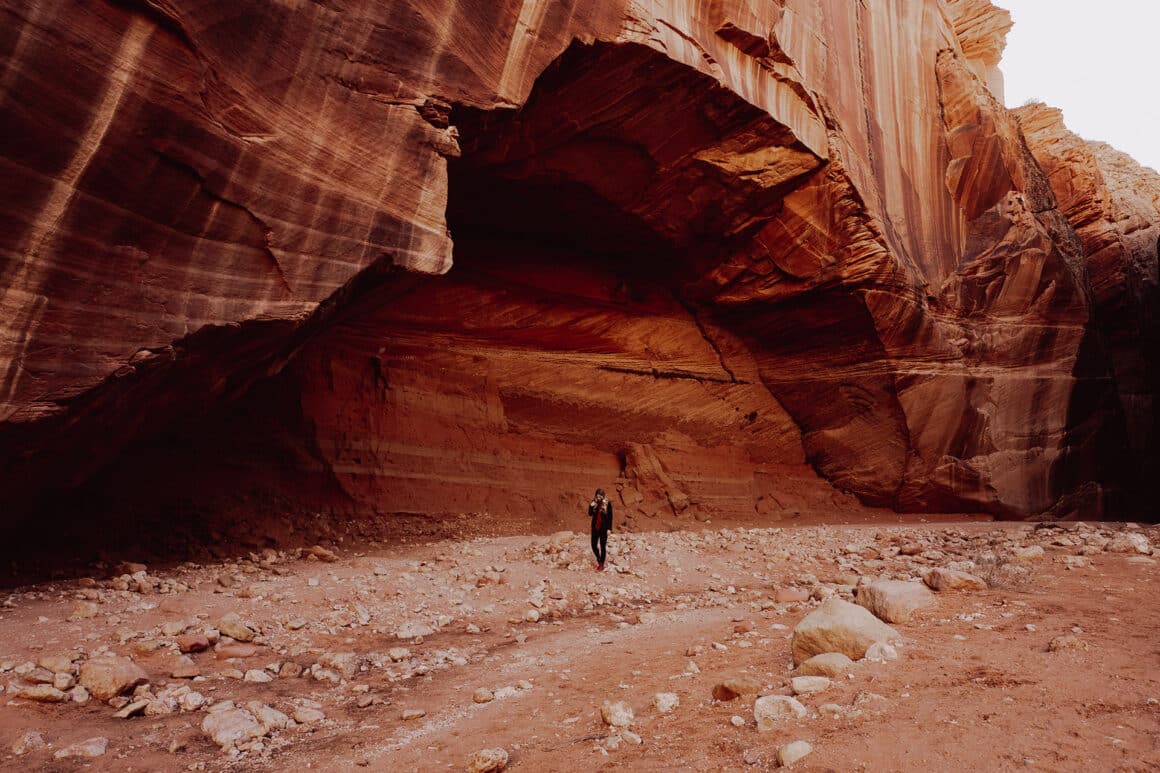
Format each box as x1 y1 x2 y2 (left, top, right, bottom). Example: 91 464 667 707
1000 0 1160 172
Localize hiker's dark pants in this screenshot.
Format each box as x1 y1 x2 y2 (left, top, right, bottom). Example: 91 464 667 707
591 529 608 564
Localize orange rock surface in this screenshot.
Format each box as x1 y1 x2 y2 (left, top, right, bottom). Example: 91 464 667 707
0 0 1154 535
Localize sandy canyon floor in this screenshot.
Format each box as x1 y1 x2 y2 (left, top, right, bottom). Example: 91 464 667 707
1 519 1158 772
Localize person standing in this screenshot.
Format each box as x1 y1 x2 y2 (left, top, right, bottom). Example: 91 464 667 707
588 488 613 570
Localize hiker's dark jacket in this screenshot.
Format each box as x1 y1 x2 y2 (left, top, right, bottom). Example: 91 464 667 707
589 499 613 532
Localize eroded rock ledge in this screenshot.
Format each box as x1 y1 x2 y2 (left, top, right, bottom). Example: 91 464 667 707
0 0 1155 546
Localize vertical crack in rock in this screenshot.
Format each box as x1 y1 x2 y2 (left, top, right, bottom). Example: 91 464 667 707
676 297 737 383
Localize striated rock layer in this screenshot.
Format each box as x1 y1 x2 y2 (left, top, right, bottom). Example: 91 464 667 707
0 0 1154 538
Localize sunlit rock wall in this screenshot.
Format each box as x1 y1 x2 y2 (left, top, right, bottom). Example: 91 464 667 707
0 0 1148 526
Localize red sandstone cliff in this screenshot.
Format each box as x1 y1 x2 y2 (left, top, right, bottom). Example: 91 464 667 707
0 0 1153 533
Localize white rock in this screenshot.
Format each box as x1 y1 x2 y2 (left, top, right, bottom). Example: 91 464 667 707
922 568 988 591
465 747 509 772
1107 533 1151 554
244 669 274 683
864 641 898 662
653 692 679 714
11 731 47 755
247 702 291 731
1011 546 1045 561
790 676 831 695
201 709 266 750
53 737 108 759
730 715 746 727
754 695 807 731
777 740 813 767
180 691 206 711
601 700 634 727
396 622 435 639
294 707 327 724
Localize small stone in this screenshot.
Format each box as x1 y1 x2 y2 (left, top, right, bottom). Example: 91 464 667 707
855 581 935 623
26 667 56 684
620 730 642 745
774 587 810 603
473 688 495 704
523 609 541 623
401 709 426 721
754 695 807 731
53 672 76 690
388 647 412 662
794 652 855 678
730 715 746 727
864 641 898 662
248 702 291 731
465 747 509 773
308 545 339 562
279 662 304 678
854 691 890 712
18 684 68 702
294 706 327 723
777 740 813 767
1011 546 1045 561
396 621 436 639
1048 635 1089 652
79 656 148 701
244 669 274 683
53 737 108 759
818 703 843 717
180 691 206 711
217 615 256 642
601 700 634 727
357 694 374 708
113 699 149 718
70 685 90 703
653 692 679 713
217 642 259 658
202 708 266 750
37 654 77 674
11 730 47 755
712 678 761 701
790 676 831 695
177 634 210 653
922 568 988 592
161 620 190 637
171 656 200 679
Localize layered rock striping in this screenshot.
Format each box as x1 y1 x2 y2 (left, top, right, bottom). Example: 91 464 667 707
0 0 1154 538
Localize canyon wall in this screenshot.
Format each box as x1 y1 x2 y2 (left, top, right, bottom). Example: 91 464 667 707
0 0 1154 536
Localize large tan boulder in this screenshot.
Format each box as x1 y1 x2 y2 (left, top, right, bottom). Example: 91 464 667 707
791 599 900 665
923 567 988 591
855 581 935 623
78 656 148 701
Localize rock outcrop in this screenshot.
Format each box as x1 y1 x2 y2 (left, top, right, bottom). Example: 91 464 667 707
1014 103 1160 513
0 0 1155 546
